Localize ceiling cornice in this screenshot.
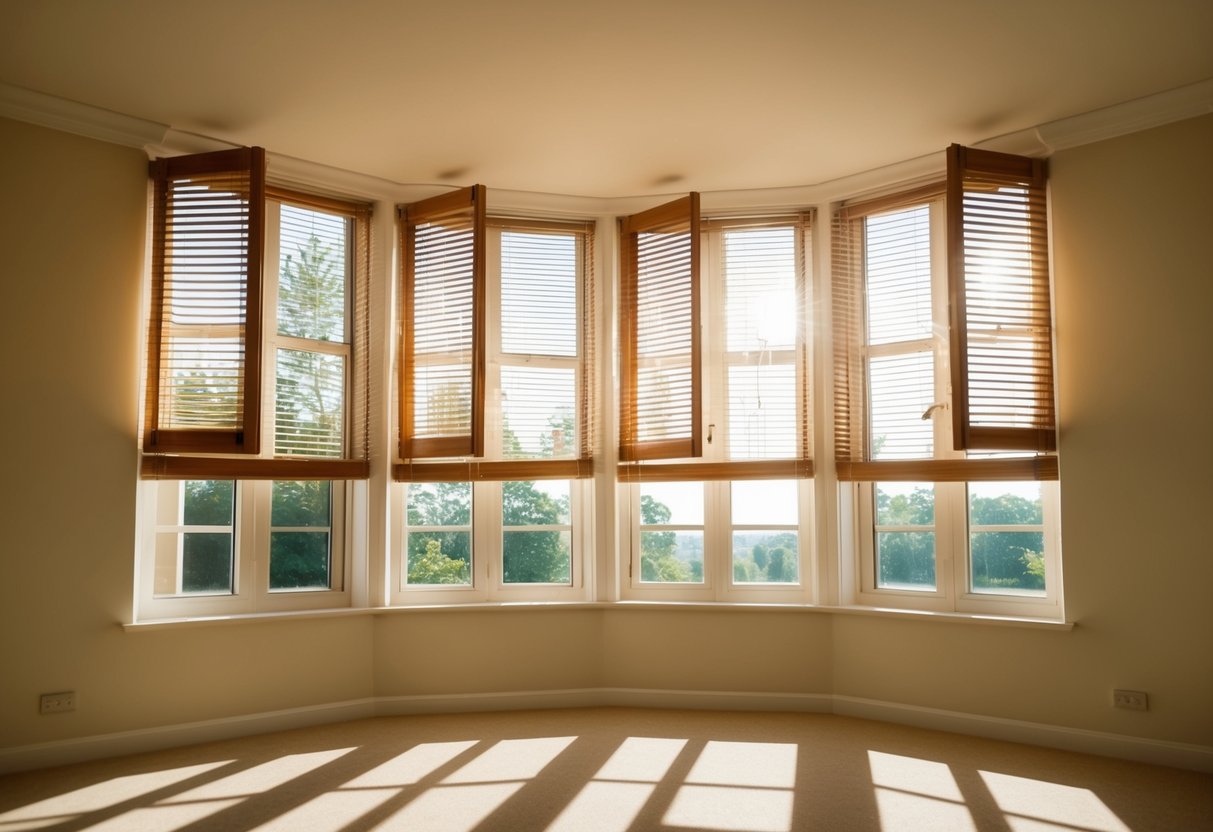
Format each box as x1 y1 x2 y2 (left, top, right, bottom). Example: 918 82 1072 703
3 78 1210 213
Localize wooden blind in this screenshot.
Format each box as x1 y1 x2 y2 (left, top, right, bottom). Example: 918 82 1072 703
947 144 1057 452
399 185 486 460
619 194 702 461
832 180 1056 483
144 147 266 455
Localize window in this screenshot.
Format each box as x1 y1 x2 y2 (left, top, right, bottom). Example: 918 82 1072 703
393 203 594 603
620 212 814 602
137 153 370 619
832 147 1061 618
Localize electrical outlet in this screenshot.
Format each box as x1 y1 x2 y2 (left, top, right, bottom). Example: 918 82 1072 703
39 691 76 714
1112 689 1149 711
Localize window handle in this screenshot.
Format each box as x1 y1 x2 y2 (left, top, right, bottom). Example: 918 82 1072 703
922 402 948 420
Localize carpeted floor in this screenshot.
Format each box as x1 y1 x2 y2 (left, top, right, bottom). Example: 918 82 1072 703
0 708 1209 831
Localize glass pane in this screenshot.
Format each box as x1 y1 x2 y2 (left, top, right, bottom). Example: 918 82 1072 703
271 481 331 527
876 531 936 590
732 480 797 526
639 482 703 525
277 204 347 342
727 362 796 459
635 363 693 444
865 205 932 346
640 531 704 583
414 364 472 438
503 531 572 584
406 531 471 586
270 532 330 590
970 531 1046 596
500 366 576 459
182 532 234 594
407 482 471 526
723 226 796 352
869 351 935 459
500 231 577 357
503 480 570 526
275 349 345 457
733 531 798 584
875 483 934 527
969 481 1043 525
182 480 234 526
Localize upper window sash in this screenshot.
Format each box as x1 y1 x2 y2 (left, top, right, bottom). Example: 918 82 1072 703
618 193 702 462
144 146 267 456
946 144 1057 453
398 185 487 461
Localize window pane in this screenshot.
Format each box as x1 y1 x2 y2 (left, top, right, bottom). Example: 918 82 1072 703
876 532 936 590
641 531 704 583
727 363 796 459
732 480 797 526
275 349 345 457
183 480 234 526
723 227 796 352
503 480 571 526
405 482 472 587
500 366 576 459
271 480 331 527
414 364 472 438
865 205 932 346
733 532 798 584
875 483 934 526
640 482 703 525
500 231 577 357
503 531 572 584
270 532 330 590
181 532 234 594
636 363 694 444
869 351 935 459
969 481 1045 597
278 204 347 342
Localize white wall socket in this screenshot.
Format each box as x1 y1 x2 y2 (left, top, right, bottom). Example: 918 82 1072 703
39 691 76 714
1112 689 1149 711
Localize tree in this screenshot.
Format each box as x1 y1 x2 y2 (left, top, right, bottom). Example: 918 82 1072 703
181 480 235 592
638 494 696 582
408 538 470 584
268 481 331 588
502 480 570 583
406 482 472 584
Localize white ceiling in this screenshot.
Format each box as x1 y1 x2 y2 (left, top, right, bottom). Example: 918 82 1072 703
2 0 1211 198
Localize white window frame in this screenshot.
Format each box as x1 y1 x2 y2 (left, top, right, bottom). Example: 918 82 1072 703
840 198 1063 619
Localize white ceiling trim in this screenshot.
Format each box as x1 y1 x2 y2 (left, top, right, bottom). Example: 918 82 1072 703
3 78 1210 214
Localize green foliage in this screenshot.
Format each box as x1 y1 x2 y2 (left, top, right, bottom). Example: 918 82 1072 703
181 480 234 593
279 233 344 341
731 534 797 584
268 481 331 589
408 538 470 585
639 494 703 583
502 480 570 583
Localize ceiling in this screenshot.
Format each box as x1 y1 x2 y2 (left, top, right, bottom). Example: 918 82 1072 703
2 0 1211 198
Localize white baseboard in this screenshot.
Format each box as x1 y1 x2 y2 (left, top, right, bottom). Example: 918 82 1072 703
0 699 376 775
3 690 1208 774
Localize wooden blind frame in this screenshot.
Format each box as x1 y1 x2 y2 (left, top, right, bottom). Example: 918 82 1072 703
144 146 266 456
618 459 813 483
394 459 593 482
831 179 1057 482
619 193 702 462
398 185 487 461
947 144 1057 453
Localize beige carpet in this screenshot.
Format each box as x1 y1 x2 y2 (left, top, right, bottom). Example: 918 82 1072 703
0 708 1209 831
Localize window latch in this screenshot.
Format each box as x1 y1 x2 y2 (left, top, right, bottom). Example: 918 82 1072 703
921 402 948 420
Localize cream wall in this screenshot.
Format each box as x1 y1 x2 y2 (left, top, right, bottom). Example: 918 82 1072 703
0 118 376 748
832 113 1213 746
1 113 1209 758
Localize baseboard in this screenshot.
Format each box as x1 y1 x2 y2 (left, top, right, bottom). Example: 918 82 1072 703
833 695 1213 773
0 699 376 775
3 690 1208 775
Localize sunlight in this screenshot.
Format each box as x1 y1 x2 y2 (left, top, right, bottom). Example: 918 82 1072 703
594 737 688 782
979 771 1132 832
370 782 524 832
662 741 799 832
67 798 244 832
544 737 689 832
868 751 975 832
663 785 794 832
158 748 355 804
343 740 479 787
685 741 798 788
0 761 230 830
248 788 399 832
441 736 576 784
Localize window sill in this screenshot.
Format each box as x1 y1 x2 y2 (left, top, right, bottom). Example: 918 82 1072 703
124 600 1073 631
